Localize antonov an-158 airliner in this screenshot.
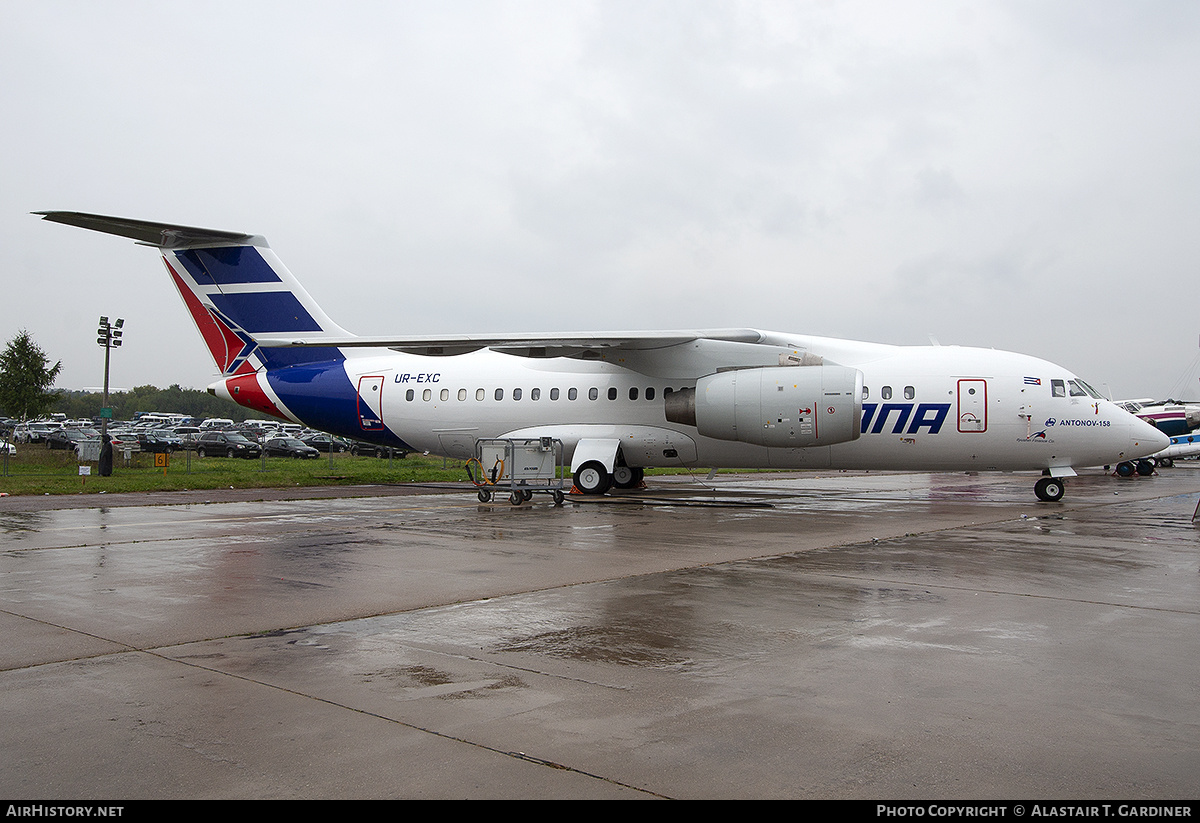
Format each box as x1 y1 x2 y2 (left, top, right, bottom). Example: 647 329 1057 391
37 211 1169 502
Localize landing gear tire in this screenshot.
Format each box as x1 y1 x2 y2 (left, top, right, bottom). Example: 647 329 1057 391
1136 459 1155 476
1116 461 1136 478
1035 477 1065 502
1157 457 1174 468
573 461 611 495
611 465 644 490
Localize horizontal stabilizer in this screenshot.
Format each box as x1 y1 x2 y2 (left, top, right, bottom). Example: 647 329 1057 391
34 211 260 249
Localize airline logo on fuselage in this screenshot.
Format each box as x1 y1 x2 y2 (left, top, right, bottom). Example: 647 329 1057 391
861 403 950 435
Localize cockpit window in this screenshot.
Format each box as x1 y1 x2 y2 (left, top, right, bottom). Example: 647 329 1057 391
1068 379 1102 399
1051 379 1066 397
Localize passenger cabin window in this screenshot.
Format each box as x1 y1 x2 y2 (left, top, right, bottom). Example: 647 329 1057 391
440 389 449 401
881 386 892 400
476 388 485 401
629 387 639 400
568 388 577 400
513 388 522 401
1052 380 1066 397
531 388 540 401
495 388 504 401
646 387 655 401
550 388 559 400
406 389 414 401
423 389 431 401
458 389 467 401
862 386 870 399
608 387 617 400
589 388 598 401
904 386 914 400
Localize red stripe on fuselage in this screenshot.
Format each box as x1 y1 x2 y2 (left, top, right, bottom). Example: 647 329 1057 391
224 373 288 421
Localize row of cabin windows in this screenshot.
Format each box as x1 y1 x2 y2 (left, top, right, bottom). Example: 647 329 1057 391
863 386 916 401
403 386 674 402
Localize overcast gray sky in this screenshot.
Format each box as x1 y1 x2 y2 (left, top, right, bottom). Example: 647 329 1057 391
3 0 1198 399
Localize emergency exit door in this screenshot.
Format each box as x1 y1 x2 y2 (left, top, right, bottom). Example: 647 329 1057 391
357 375 385 431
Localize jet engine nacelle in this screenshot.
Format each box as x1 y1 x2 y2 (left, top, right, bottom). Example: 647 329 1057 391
666 366 863 448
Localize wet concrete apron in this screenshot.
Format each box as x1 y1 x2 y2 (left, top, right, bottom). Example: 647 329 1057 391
2 469 1198 798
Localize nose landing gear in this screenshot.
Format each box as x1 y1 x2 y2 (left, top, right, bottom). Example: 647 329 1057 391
1034 476 1065 502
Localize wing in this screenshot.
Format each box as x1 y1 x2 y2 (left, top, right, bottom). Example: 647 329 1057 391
255 329 773 357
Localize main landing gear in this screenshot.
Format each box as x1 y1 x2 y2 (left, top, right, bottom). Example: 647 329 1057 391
1034 476 1065 502
571 462 645 495
1114 459 1156 478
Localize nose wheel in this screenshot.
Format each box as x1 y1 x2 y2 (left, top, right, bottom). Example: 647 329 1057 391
1034 477 1065 502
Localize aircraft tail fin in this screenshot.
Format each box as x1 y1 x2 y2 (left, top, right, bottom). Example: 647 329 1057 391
35 212 353 375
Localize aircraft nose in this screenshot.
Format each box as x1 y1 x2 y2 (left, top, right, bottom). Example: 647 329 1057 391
1130 417 1170 457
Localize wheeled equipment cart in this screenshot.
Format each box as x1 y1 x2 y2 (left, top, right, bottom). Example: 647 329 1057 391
467 437 567 506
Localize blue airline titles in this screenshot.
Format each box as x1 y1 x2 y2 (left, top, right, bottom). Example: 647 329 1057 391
36 211 1169 503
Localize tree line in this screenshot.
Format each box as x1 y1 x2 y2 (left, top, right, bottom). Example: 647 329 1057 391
1 330 245 424
50 383 247 423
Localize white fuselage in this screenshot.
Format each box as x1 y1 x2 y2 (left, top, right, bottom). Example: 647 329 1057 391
305 336 1162 473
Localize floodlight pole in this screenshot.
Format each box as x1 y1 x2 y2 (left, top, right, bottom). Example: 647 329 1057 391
97 316 123 474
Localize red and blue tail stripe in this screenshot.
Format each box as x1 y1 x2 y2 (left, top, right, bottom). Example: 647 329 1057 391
36 212 413 449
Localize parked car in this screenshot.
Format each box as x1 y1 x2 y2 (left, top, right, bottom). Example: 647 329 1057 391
349 440 407 458
300 433 350 453
107 431 142 452
15 422 58 443
138 429 184 454
46 428 100 450
262 437 321 459
195 431 262 459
